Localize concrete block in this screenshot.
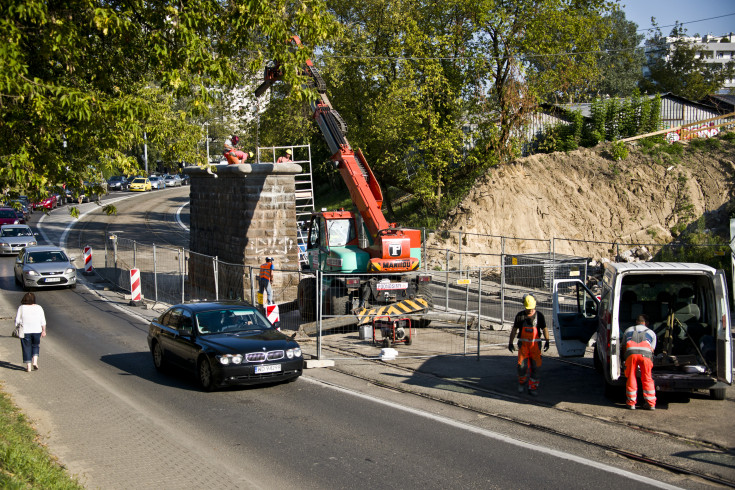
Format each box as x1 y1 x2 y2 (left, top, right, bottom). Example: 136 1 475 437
304 359 336 369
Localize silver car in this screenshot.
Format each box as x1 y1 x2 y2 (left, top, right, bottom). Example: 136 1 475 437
0 225 37 255
14 246 77 290
163 174 182 187
149 176 165 190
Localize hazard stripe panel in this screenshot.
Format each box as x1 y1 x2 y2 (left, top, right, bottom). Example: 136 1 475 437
355 297 429 325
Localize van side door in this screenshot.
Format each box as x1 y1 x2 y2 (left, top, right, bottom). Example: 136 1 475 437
552 279 600 357
714 270 732 384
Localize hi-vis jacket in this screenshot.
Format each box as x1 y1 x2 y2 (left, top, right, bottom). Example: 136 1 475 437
622 325 657 360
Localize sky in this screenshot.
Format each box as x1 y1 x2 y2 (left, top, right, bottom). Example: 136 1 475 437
620 0 735 38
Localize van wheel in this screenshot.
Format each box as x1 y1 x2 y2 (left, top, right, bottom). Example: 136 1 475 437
710 388 726 400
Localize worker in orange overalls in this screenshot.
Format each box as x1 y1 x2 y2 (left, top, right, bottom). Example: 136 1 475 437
508 294 549 395
622 314 657 410
259 257 274 305
223 135 252 165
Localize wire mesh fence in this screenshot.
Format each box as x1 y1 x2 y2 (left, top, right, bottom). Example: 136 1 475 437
90 230 729 361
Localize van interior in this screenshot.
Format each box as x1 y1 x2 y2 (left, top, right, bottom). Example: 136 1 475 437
619 274 717 374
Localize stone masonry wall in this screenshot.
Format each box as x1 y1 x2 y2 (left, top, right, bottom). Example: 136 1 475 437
184 163 301 301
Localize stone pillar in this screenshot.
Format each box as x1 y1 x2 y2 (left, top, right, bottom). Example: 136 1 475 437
185 163 302 302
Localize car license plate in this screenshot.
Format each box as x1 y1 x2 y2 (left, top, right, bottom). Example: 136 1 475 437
255 364 281 374
45 277 61 283
376 282 408 290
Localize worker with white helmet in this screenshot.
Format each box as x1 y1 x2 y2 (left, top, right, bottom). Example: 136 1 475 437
508 294 550 395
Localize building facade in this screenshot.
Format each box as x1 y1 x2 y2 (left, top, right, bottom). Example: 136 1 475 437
664 33 735 92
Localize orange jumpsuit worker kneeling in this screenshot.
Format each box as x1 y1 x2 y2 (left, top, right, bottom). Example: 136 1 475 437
508 294 549 395
622 314 657 410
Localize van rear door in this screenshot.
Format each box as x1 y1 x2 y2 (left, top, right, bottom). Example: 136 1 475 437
714 270 732 384
552 279 600 357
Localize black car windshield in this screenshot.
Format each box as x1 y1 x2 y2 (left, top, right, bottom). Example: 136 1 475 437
195 308 272 334
27 251 68 263
2 227 31 237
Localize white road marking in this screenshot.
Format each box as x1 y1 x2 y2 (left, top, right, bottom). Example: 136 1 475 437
175 201 190 231
301 376 681 489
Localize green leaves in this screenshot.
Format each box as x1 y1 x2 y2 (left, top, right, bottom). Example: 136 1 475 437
0 0 339 201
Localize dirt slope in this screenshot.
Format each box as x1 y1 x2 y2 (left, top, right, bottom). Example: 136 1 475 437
426 139 735 266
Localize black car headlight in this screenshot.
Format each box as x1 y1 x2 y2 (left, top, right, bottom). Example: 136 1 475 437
286 348 302 359
216 354 243 365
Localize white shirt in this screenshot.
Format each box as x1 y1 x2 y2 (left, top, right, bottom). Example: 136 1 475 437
15 304 47 334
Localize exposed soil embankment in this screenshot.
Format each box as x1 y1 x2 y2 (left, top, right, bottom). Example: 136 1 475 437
425 140 735 267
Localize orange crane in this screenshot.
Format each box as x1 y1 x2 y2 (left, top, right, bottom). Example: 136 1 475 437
255 37 431 323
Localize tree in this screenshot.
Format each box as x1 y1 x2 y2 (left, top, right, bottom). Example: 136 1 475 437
0 0 338 203
279 0 615 214
641 21 735 99
594 10 646 97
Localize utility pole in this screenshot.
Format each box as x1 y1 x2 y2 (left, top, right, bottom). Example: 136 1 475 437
143 131 148 174
204 122 210 164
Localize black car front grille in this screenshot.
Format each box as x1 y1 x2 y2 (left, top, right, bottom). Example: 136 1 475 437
41 271 64 276
245 350 285 363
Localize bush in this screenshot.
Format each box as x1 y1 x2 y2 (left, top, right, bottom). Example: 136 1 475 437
609 140 628 161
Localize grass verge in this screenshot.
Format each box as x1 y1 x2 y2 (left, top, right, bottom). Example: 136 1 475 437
0 386 83 489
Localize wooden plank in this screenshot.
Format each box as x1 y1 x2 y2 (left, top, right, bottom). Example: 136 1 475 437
621 111 735 143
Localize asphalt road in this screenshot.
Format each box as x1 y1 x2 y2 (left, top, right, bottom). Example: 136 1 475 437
0 189 704 488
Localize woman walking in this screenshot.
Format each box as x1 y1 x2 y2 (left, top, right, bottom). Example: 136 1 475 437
15 292 46 372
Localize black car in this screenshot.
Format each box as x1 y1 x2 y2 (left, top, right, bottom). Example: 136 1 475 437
147 302 303 391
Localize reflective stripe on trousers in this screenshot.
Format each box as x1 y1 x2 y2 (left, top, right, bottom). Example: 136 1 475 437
624 353 656 408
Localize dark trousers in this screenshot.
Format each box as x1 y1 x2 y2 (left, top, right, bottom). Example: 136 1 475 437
20 333 41 363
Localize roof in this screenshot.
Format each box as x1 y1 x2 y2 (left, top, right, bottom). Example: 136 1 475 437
23 245 65 252
605 262 717 275
703 94 735 112
172 301 256 312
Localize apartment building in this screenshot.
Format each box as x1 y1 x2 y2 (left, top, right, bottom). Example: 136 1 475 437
665 33 735 91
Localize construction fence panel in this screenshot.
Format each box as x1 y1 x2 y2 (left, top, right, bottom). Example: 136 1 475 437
90 231 727 361
152 245 187 305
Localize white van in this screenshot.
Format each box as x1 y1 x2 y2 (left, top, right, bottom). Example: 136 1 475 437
552 262 732 400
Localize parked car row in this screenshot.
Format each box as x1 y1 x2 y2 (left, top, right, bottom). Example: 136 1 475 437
108 173 188 192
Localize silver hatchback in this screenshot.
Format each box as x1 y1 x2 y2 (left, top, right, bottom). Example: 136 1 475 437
0 225 37 255
14 246 77 290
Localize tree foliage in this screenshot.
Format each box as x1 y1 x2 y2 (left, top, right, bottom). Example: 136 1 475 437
594 10 645 97
259 0 615 214
641 22 735 100
0 0 338 202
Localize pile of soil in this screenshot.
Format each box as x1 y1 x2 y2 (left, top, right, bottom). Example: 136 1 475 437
425 139 735 268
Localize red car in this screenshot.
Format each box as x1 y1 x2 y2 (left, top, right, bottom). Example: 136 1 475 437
0 207 25 225
32 195 58 211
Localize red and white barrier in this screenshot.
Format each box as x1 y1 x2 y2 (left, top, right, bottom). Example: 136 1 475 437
83 245 93 273
266 304 280 329
130 268 141 303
